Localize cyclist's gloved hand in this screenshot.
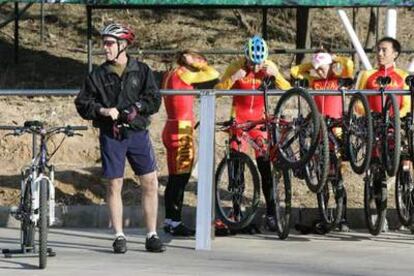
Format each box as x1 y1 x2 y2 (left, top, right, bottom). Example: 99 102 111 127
231 69 247 83
262 64 277 77
118 102 141 123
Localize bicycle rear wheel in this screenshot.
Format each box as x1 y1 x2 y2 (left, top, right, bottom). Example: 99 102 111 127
317 155 344 230
364 163 387 236
39 179 48 269
382 94 401 177
215 151 261 230
272 166 292 240
395 163 414 227
304 117 329 193
346 92 373 174
273 87 320 169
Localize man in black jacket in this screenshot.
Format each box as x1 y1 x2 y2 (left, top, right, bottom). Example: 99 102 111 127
75 23 165 253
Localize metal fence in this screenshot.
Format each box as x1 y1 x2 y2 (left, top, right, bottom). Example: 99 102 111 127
0 88 411 250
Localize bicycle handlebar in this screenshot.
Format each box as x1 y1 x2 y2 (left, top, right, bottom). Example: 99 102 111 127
0 122 88 136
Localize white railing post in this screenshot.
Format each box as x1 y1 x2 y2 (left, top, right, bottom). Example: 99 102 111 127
195 90 216 251
385 8 397 39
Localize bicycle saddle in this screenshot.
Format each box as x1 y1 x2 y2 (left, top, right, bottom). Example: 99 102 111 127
405 75 414 88
292 78 309 89
338 78 354 88
376 76 391 87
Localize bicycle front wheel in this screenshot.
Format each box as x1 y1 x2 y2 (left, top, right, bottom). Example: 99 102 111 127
273 87 320 169
382 94 401 177
304 117 329 193
21 179 35 251
346 92 373 174
39 179 48 269
215 151 261 230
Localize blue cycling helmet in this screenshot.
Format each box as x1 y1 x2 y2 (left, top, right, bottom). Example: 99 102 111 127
244 35 269 65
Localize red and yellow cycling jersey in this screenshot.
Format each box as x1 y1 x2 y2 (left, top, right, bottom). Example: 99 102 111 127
291 56 354 119
215 58 291 157
161 62 219 174
215 58 291 122
356 65 410 117
162 62 219 120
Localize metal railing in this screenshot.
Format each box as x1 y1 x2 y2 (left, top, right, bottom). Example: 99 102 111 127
0 88 412 250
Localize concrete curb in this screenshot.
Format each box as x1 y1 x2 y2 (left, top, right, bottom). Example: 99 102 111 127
0 205 405 230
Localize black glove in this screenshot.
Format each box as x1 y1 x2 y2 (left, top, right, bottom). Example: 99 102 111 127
118 102 141 124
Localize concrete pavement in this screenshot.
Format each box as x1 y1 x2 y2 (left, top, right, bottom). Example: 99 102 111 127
0 227 414 275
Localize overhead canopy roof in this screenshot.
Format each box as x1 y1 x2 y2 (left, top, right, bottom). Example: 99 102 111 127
5 0 414 7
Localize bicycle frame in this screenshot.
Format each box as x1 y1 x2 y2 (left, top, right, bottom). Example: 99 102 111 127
18 129 56 227
221 115 288 164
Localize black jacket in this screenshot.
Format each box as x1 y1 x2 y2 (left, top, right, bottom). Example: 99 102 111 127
75 57 161 132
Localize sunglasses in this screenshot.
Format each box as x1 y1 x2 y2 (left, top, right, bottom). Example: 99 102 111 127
103 40 116 47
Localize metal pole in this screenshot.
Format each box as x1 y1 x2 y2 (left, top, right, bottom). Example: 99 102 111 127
262 8 268 40
40 0 45 44
14 1 19 64
375 7 380 43
195 91 216 251
87 5 93 73
338 9 373 70
32 133 37 160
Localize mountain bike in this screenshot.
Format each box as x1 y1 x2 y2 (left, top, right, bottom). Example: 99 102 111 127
364 76 401 235
299 78 372 231
215 78 320 239
395 75 414 230
0 120 87 269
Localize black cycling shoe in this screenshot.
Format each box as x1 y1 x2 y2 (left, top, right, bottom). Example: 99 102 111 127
145 235 166 253
265 215 277 232
112 236 127 254
170 223 195 237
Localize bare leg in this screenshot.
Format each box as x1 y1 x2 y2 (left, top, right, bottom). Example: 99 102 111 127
139 171 159 233
106 178 124 234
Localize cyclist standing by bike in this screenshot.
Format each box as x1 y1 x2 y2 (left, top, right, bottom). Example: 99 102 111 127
291 49 354 231
161 50 219 236
356 37 410 232
215 35 291 231
75 23 165 253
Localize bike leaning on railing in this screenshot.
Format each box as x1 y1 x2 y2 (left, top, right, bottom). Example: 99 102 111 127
395 75 414 231
215 78 321 239
0 120 87 269
364 76 401 235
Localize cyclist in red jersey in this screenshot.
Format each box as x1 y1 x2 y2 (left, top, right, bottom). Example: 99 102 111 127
356 37 409 116
161 50 219 236
291 49 354 232
215 36 291 231
356 37 410 232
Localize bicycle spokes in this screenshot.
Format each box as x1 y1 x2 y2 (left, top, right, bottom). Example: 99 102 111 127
274 88 320 168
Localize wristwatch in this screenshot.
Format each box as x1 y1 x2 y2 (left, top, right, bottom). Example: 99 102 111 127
134 102 142 111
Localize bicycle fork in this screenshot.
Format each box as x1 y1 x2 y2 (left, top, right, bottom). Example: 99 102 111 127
26 172 56 226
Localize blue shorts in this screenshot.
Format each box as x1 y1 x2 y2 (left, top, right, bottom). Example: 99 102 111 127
99 130 157 179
